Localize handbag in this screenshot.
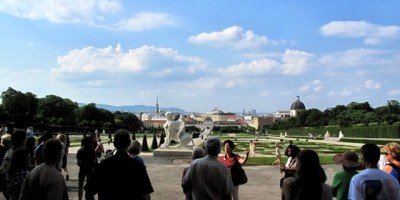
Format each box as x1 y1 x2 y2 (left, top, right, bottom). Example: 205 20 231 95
230 155 248 186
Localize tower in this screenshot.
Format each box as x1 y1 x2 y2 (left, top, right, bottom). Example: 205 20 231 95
155 96 160 113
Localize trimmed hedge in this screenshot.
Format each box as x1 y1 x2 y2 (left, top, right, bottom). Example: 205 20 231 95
268 124 400 138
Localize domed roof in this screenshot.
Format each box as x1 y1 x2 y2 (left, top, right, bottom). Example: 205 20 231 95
290 96 306 110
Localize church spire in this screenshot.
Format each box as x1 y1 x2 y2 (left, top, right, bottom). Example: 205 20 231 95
156 96 159 113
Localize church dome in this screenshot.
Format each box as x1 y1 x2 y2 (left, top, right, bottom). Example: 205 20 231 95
290 96 306 110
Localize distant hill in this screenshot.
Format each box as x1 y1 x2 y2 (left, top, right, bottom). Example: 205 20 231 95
78 103 186 113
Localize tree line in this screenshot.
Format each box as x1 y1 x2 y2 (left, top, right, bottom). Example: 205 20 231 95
0 87 142 133
268 100 400 130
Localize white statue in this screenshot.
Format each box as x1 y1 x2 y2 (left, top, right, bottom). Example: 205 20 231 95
161 112 194 148
324 131 330 140
338 131 344 140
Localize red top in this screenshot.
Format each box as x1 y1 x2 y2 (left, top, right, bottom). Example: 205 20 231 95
218 154 241 172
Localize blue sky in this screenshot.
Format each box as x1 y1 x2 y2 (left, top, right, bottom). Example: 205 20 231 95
1 1 399 113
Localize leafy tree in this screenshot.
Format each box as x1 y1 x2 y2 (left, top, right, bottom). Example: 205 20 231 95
1 87 37 125
114 111 142 132
38 95 78 125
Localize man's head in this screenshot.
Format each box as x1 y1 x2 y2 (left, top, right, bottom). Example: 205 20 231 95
205 137 221 156
360 143 380 168
43 139 63 165
192 147 206 160
113 129 131 150
11 129 27 148
128 140 142 155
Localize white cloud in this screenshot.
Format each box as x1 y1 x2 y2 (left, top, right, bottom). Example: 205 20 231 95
319 48 388 67
0 0 121 24
281 49 315 75
320 21 400 45
188 26 274 49
299 79 323 92
388 89 400 96
86 80 103 86
115 12 176 31
364 80 381 90
216 59 278 77
52 44 207 78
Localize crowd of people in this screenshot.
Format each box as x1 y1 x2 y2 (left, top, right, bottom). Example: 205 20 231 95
0 125 400 199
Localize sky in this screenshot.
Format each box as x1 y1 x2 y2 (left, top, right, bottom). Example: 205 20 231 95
0 1 400 114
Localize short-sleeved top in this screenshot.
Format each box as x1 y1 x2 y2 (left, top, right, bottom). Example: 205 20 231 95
349 168 400 200
85 151 154 200
19 164 69 200
218 153 241 172
275 148 281 157
332 170 358 200
183 155 233 200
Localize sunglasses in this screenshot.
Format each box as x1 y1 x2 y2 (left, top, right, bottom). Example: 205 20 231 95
384 152 389 155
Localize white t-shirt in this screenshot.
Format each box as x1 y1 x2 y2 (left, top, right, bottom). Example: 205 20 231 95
349 168 400 200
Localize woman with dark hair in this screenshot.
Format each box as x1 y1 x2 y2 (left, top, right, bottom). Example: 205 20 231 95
279 145 300 188
218 139 249 200
281 149 332 200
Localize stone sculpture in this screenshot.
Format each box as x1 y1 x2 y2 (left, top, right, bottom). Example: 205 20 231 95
161 112 194 148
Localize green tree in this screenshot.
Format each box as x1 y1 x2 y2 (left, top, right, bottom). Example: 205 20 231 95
38 95 78 125
1 87 38 125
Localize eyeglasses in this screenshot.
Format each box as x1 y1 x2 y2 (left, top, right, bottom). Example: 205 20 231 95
384 152 389 155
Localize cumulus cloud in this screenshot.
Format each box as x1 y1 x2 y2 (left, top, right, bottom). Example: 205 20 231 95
320 21 400 45
364 80 381 90
0 0 176 31
115 12 176 31
52 44 207 78
319 48 388 67
188 26 278 49
0 0 121 24
388 89 400 96
216 59 279 77
281 49 315 75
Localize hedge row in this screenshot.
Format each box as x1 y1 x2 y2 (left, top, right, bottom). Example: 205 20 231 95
268 124 400 138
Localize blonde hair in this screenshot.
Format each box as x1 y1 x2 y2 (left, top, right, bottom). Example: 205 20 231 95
56 133 66 144
275 142 280 148
384 142 400 161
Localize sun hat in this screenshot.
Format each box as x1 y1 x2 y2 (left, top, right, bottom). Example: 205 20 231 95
333 151 360 168
1 133 11 141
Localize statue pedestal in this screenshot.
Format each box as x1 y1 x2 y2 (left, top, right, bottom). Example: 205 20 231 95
153 147 193 157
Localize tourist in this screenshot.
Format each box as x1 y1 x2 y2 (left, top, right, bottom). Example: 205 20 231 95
382 142 400 182
0 129 27 199
218 139 249 200
6 147 31 200
20 139 69 200
33 131 53 166
0 134 12 166
183 137 233 200
272 142 282 166
279 145 300 188
85 129 154 200
331 151 360 200
281 149 332 200
348 143 400 199
76 136 97 200
25 136 36 166
56 133 70 180
128 140 145 166
284 140 293 157
181 146 206 200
